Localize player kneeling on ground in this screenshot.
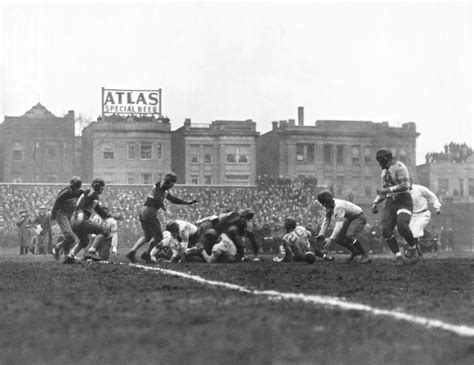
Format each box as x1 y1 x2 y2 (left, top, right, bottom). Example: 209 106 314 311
273 217 334 263
316 191 371 264
84 208 123 261
199 229 239 263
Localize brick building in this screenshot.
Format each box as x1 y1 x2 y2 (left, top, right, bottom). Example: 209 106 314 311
172 119 259 185
257 108 419 204
81 115 172 184
0 103 76 183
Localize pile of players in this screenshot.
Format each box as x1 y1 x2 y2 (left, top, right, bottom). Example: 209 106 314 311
50 148 441 266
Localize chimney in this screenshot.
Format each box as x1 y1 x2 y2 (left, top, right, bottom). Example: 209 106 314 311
272 121 278 130
298 106 304 126
288 119 295 127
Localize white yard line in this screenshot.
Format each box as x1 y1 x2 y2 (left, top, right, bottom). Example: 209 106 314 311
131 263 474 338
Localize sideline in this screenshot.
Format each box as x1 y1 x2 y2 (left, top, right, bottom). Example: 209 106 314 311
132 263 474 338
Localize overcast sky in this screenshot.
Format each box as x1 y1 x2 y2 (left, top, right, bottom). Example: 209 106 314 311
1 0 472 164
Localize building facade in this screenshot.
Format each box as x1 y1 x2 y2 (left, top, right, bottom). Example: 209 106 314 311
0 103 76 183
417 155 474 201
172 119 259 185
257 112 419 204
81 115 172 184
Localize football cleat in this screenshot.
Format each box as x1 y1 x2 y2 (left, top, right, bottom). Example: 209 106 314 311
52 247 60 261
140 252 153 263
63 256 78 265
125 251 136 263
84 251 102 261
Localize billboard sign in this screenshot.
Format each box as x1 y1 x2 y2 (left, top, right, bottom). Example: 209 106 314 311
102 88 162 117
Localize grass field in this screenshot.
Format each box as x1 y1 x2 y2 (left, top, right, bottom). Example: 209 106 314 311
0 248 473 365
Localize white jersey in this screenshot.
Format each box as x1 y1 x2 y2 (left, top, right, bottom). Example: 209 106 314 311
175 220 198 249
161 231 183 258
210 233 237 263
410 184 441 214
319 198 363 240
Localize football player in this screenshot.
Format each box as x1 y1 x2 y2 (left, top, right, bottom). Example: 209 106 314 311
51 176 84 259
316 191 371 264
125 172 198 263
371 149 418 265
196 208 260 261
409 183 442 256
64 178 111 264
273 217 334 263
200 229 238 263
150 220 199 261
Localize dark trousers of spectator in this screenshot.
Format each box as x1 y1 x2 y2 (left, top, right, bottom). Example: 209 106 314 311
19 234 30 255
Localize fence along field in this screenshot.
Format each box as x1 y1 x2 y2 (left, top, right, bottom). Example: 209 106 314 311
0 249 473 364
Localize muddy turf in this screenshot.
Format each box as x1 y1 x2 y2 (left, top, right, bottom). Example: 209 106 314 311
0 249 473 365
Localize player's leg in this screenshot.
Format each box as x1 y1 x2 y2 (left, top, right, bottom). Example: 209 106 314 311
346 214 371 263
126 208 153 262
395 194 418 263
84 220 111 261
381 199 403 264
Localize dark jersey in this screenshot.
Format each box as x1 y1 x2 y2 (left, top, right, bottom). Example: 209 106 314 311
51 187 84 218
144 183 188 210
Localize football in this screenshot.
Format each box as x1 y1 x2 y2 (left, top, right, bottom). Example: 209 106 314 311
304 251 316 264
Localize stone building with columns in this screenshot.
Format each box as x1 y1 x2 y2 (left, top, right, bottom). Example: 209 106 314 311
257 108 419 203
172 119 259 185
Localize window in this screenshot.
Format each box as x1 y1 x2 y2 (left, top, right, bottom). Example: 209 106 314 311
140 142 152 160
128 143 136 160
307 145 314 163
296 144 304 161
190 145 199 164
226 145 249 164
336 145 344 165
438 178 449 194
127 173 135 184
351 146 360 165
468 179 474 197
459 179 464 197
225 174 250 185
141 173 153 184
204 175 213 185
296 144 315 163
336 176 344 195
323 144 332 164
46 142 58 161
190 175 199 185
33 140 40 160
203 145 213 164
12 141 24 161
351 176 360 195
364 147 371 164
156 143 162 160
104 173 114 184
103 143 114 160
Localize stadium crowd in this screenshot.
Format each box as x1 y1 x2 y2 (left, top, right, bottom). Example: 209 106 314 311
0 178 332 254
